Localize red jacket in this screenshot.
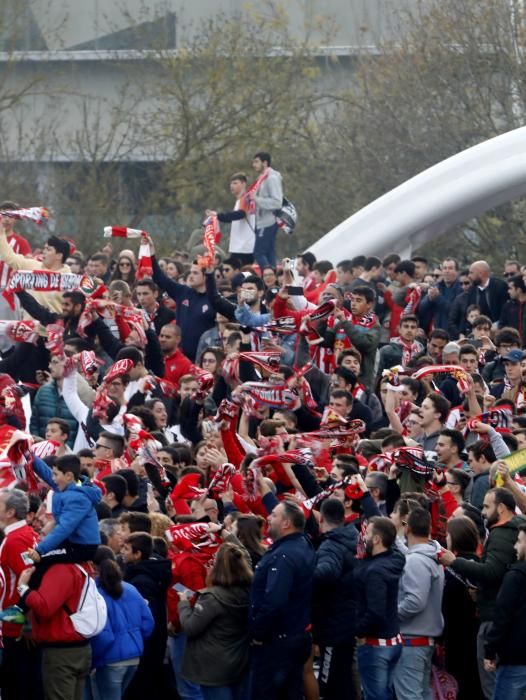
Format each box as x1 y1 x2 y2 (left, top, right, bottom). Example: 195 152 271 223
25 563 86 645
0 520 39 637
163 348 193 387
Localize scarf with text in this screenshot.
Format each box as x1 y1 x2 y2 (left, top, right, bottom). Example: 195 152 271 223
467 405 514 432
166 522 221 555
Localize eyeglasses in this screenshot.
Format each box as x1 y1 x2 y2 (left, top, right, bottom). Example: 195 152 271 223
119 262 131 268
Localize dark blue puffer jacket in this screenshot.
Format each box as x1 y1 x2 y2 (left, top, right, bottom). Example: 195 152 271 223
249 532 315 642
313 524 358 645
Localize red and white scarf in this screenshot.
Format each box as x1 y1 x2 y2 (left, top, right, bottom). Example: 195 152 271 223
391 337 423 367
0 319 40 345
197 215 221 267
103 226 145 238
0 206 49 225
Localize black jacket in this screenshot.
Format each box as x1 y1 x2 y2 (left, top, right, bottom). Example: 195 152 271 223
485 560 526 664
313 524 357 645
448 291 469 339
354 547 405 639
451 515 524 621
124 556 171 634
150 304 176 335
465 278 509 323
249 532 315 642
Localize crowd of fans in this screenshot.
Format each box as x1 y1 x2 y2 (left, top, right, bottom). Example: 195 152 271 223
0 156 526 700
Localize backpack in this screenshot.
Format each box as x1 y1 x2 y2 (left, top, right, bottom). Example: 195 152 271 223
67 565 108 638
274 197 297 235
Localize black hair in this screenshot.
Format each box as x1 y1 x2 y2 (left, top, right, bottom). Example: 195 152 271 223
253 151 271 166
116 468 140 498
491 487 516 513
440 428 465 455
126 532 153 560
320 498 345 527
394 260 416 277
369 516 397 548
47 236 70 263
407 507 431 537
54 455 80 479
101 474 127 504
351 285 376 303
94 545 123 599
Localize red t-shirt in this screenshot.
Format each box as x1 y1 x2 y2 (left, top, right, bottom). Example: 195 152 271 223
7 232 32 256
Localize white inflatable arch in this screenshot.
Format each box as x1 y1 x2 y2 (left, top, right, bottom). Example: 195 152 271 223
308 125 526 264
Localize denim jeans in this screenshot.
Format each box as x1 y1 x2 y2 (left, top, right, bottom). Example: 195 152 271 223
357 644 401 700
492 665 526 700
477 621 497 699
168 634 204 700
250 633 312 700
253 223 277 268
392 645 433 700
201 672 250 700
88 662 138 700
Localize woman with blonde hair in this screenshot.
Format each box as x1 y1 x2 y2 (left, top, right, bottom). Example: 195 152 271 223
178 542 253 699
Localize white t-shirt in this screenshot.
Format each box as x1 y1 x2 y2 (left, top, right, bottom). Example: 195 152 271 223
229 199 255 255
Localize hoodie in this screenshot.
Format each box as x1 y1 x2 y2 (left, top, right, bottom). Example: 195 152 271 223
313 524 357 645
355 547 406 639
398 540 444 637
32 456 101 555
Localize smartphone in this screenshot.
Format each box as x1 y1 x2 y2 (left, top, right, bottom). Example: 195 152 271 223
174 583 194 595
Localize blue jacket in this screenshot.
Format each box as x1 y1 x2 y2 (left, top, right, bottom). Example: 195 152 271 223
29 381 78 447
91 581 154 668
418 279 462 332
152 256 216 361
249 532 315 642
354 547 405 639
32 456 102 555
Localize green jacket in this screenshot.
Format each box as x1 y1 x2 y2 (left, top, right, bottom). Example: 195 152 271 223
179 585 251 686
451 515 525 622
326 318 380 387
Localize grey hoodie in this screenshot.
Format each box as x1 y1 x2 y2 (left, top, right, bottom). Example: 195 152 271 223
255 167 283 228
397 539 444 637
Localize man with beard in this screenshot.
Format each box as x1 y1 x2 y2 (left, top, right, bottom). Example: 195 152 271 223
354 517 405 700
158 323 193 386
440 488 524 699
465 260 509 323
249 501 315 700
